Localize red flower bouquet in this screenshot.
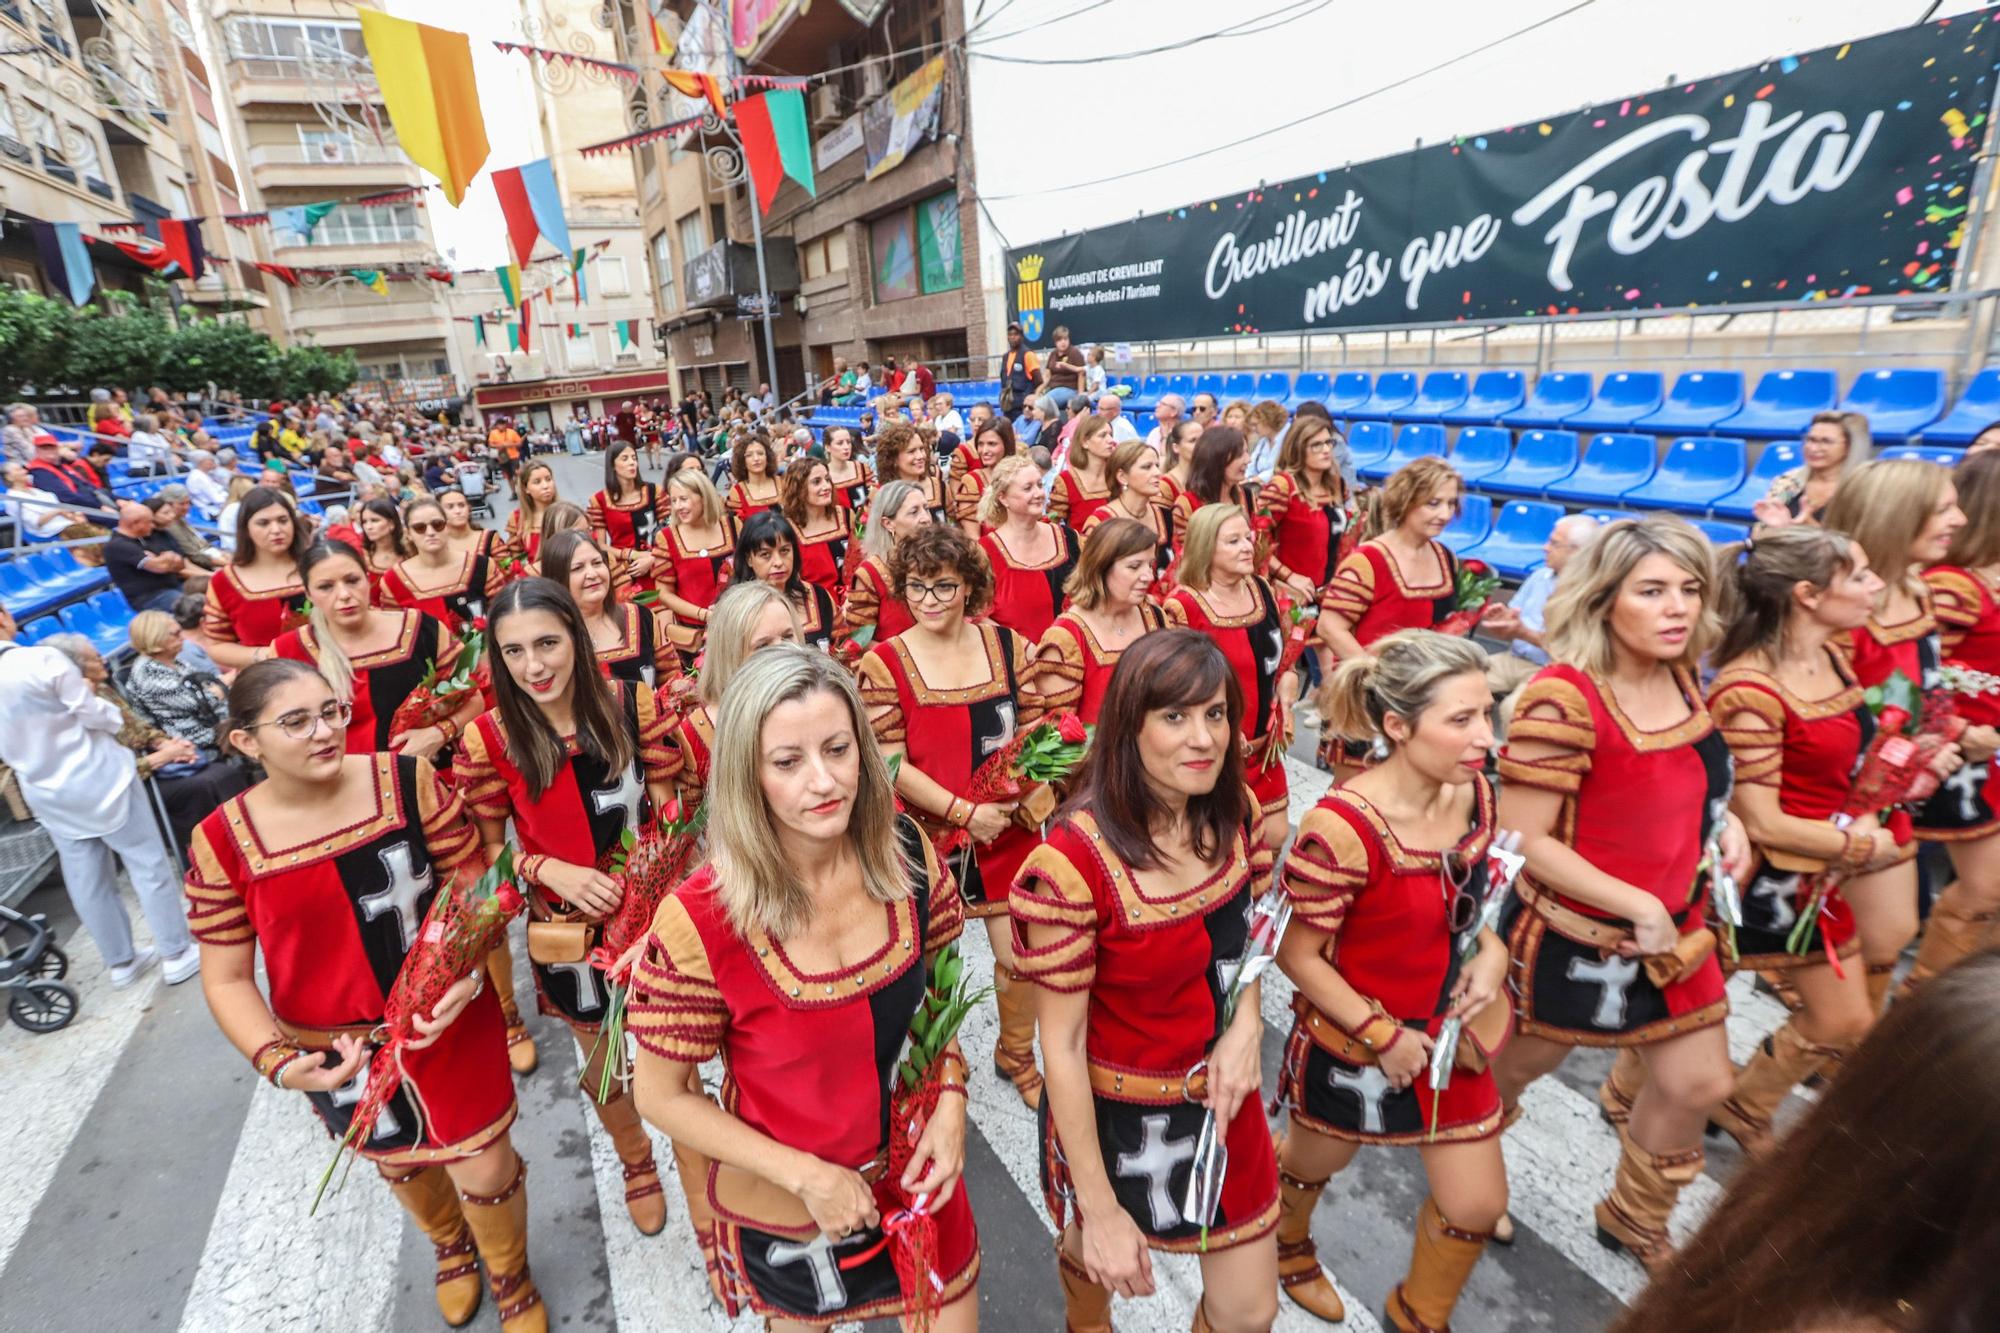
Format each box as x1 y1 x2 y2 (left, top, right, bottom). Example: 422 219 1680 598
930 711 1091 857
384 630 484 751
1261 600 1320 768
1435 559 1501 638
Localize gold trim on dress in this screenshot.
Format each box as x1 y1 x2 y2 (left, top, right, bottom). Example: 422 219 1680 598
985 521 1073 573
885 620 1011 706
393 551 478 600
1589 666 1714 752
220 754 403 876
1864 588 1938 647
1173 579 1274 631
1067 810 1253 933
303 609 424 669
743 896 924 1009
1318 777 1494 874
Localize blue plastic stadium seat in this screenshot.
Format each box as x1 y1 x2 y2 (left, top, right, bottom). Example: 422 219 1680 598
1216 373 1253 401
1400 371 1469 422
1447 427 1512 483
1441 494 1493 554
1326 372 1372 415
1255 372 1291 401
1502 372 1594 428
1840 368 1947 442
1463 501 1563 579
1286 372 1332 409
1130 411 1156 440
1165 374 1197 401
1351 371 1419 420
1718 369 1839 438
1361 423 1446 481
26 549 95 595
1637 371 1746 434
81 589 129 654
1345 421 1395 470
1879 445 1962 466
1438 370 1526 425
1712 441 1804 519
14 613 61 645
1695 519 1750 546
1569 372 1665 432
1545 433 1658 505
1126 375 1167 412
1482 429 1580 497
1622 437 1748 512
1193 373 1225 402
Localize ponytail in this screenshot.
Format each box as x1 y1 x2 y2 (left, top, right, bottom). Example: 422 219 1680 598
1320 629 1488 745
1713 527 1859 666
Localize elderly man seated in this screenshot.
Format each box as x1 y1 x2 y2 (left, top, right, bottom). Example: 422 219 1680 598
184 449 229 519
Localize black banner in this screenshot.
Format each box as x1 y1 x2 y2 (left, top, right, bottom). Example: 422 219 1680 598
1005 17 2000 345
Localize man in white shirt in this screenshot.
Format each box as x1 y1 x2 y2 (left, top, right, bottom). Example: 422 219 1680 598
1096 392 1140 444
1145 394 1184 453
127 415 179 476
0 608 199 987
184 450 229 518
3 461 88 537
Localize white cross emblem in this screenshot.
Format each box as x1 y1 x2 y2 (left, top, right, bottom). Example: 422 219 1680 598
1568 953 1641 1029
328 1051 403 1141
639 661 656 688
1328 1062 1395 1135
545 956 603 1014
1261 626 1282 678
1115 1113 1197 1231
359 841 432 953
591 763 644 833
1750 872 1800 932
980 701 1017 757
1943 762 1989 822
765 1230 873 1314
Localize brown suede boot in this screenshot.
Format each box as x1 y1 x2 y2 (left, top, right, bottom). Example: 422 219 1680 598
1905 884 1997 989
993 962 1045 1110
596 1091 668 1236
487 939 537 1075
1275 1170 1347 1322
1594 1137 1704 1274
1386 1197 1493 1332
1710 1021 1849 1155
1755 967 1804 1013
384 1165 483 1327
458 1155 547 1333
1865 961 1898 1014
1058 1247 1112 1333
1596 1046 1646 1129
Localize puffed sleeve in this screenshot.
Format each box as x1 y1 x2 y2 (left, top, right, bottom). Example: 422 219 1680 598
454 715 515 824
947 443 975 493
184 820 253 946
633 680 680 786
607 546 635 599
644 605 682 685
430 623 465 680
1708 677 1786 789
1319 548 1376 624
1047 472 1073 528
1009 833 1101 992
628 894 726 1063
480 554 505 603
912 824 965 960
649 530 678 596
586 491 610 539
1496 671 1595 794
1033 619 1086 715
1161 590 1191 629
858 645 905 745
414 755 482 876
374 568 409 612
1007 625 1044 727
1924 567 1984 653
504 510 527 562
949 471 985 525
201 574 238 643
844 558 883 638
1282 804 1370 936
1170 492 1197 552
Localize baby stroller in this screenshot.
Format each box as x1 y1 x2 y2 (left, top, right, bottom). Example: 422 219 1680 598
1 903 78 1033
456 458 494 520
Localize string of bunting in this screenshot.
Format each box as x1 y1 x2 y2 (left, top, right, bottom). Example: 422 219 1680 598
732 74 808 91
492 40 641 85
222 186 433 229
578 113 706 158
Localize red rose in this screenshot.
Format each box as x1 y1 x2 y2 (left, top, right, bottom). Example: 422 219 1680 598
494 882 525 916
471 615 489 632
1057 714 1088 745
1463 559 1490 576
656 798 682 827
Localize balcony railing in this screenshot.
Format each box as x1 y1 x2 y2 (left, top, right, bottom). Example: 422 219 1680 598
247 141 405 168
275 224 428 249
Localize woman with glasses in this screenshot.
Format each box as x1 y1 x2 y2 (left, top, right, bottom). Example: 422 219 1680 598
1016 629 1278 1333
1168 426 1252 554
1081 441 1170 576
1049 415 1116 533
588 441 664 594
185 659 543 1332
203 485 309 670
455 578 681 1240
356 498 411 590
1034 517 1164 726
979 455 1080 643
730 510 840 655
540 530 682 699
630 647 981 1330
1273 631 1510 1330
723 434 781 524
875 421 946 525
951 417 1018 537
1490 516 1750 1274
1165 503 1296 849
823 426 873 513
661 581 801 811
649 469 735 668
378 498 506 639
842 479 932 652
860 525 1047 1110
504 460 559 567
779 457 853 596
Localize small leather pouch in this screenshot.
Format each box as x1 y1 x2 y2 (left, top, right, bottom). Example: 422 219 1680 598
526 919 594 966
1452 998 1515 1073
1641 926 1717 989
1017 782 1059 828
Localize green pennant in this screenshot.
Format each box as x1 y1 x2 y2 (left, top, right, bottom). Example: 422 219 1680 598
505 322 520 352
571 247 587 303
496 263 521 307
473 314 486 346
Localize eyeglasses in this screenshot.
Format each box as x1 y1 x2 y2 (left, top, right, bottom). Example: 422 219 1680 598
905 579 963 605
407 518 445 535
1440 849 1480 934
248 699 352 741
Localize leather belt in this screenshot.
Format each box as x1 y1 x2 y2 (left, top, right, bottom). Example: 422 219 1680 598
277 1018 382 1048
1516 877 1635 951
1087 1058 1210 1105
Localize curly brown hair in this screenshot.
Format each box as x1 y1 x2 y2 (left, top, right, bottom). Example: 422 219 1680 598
730 432 773 483
887 523 992 617
874 421 927 483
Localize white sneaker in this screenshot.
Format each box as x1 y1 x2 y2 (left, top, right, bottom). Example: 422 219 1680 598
109 945 158 988
162 944 202 986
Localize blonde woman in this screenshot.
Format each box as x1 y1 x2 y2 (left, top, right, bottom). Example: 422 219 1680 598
1033 516 1164 725
1243 399 1289 484
651 468 735 666
978 454 1079 643
1491 516 1751 1273
1753 411 1872 531
630 647 981 1330
660 580 802 809
1080 440 1169 573
844 478 935 649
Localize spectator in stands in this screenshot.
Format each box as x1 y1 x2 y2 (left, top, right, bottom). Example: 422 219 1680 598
146 490 223 571
1041 325 1087 416
852 360 873 401
105 499 192 613
125 610 228 741
87 387 129 440
905 356 936 404
966 402 994 437
1189 391 1219 428
1221 399 1252 431
747 381 772 415
1000 322 1039 417
3 461 88 538
1969 421 2000 455
929 391 965 439
127 414 177 476
1244 400 1288 484
171 592 223 674
1095 390 1140 444
1013 396 1046 448
2 402 39 467
1754 410 1872 530
213 475 255 553
1145 394 1184 453
1084 344 1108 397
0 607 199 987
317 445 357 494
185 450 228 519
1481 513 1602 682
28 434 108 514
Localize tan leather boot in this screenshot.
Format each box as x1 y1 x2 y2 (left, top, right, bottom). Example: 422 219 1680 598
1906 884 1997 989
384 1165 482 1327
487 938 537 1075
596 1090 667 1236
992 962 1045 1110
1596 1046 1645 1129
1275 1170 1346 1322
1386 1197 1493 1332
1710 1021 1848 1155
1058 1248 1112 1333
458 1155 546 1333
1594 1137 1704 1274
1866 961 1897 1014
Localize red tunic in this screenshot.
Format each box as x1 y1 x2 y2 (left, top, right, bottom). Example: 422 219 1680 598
1033 604 1165 725
1921 567 2000 840
183 754 514 1163
793 509 852 595
843 554 915 647
628 818 978 1323
201 564 306 650
376 552 502 638
664 706 715 809
593 601 681 695
1320 540 1456 651
270 610 456 753
1049 469 1111 532
828 459 874 511
949 469 990 529
860 622 1040 916
1498 666 1732 1045
1256 471 1347 590
652 520 735 660
1080 501 1172 576
1155 474 1187 550
590 486 667 592
503 508 543 564
979 523 1079 644
1845 598 1942 842
1163 580 1290 821
724 479 781 524
1278 780 1505 1143
1708 655 1871 969
1010 812 1280 1251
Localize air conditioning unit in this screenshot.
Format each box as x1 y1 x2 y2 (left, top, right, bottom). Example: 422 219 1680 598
810 83 840 129
860 62 887 99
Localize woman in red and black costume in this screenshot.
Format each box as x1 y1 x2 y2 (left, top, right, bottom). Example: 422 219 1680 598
356 498 411 591
1049 415 1116 533
1013 628 1279 1333
629 647 981 1330
1167 426 1252 557
1080 441 1171 578
204 485 309 670
1273 631 1512 1331
1164 503 1296 849
503 460 559 568
780 457 853 596
541 530 683 700
661 581 802 810
588 441 666 594
730 511 841 655
1256 415 1349 618
454 578 684 1240
876 421 947 525
1155 420 1202 553
860 524 1048 1110
842 480 932 652
440 488 507 567
723 433 782 524
378 497 506 638
979 455 1081 644
650 468 736 670
1490 516 1751 1274
950 416 1017 537
823 426 874 513
186 659 544 1332
1822 459 1983 999
1034 518 1164 727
